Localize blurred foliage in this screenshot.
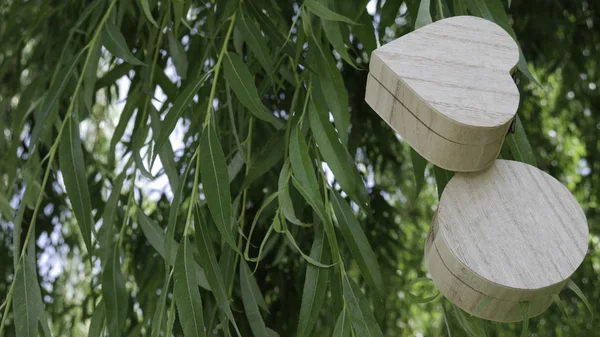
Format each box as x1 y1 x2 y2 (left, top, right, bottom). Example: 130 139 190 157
0 0 598 336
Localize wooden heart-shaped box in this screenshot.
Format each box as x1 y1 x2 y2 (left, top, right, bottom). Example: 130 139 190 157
425 160 589 322
365 16 520 172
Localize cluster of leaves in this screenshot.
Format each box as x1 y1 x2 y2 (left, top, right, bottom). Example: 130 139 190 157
0 0 598 336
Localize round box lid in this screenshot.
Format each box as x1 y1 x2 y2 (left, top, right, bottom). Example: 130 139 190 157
368 16 520 146
435 160 588 297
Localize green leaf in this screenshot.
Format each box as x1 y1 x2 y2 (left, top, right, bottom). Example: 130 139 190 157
318 1 357 68
194 208 241 336
304 0 359 24
241 260 268 311
289 122 320 203
173 0 184 34
0 194 14 222
165 142 194 272
102 236 128 337
433 166 454 200
100 172 127 337
242 130 285 188
137 209 172 262
415 0 433 29
149 104 180 190
309 99 369 210
278 161 304 226
478 0 540 85
301 7 313 38
83 38 102 113
406 277 440 303
519 302 529 337
167 31 189 79
238 12 273 75
331 191 383 297
109 88 141 161
150 274 172 337
551 293 568 317
154 71 210 159
506 115 537 166
13 252 42 337
102 22 145 66
343 276 384 337
223 52 284 129
240 260 270 337
312 47 350 145
296 225 330 337
352 10 377 55
333 309 351 337
566 279 594 321
137 208 211 290
59 116 94 257
452 304 479 337
88 301 106 337
174 236 206 337
410 149 427 197
285 229 333 268
453 0 466 15
199 124 238 252
140 0 159 28
31 50 85 146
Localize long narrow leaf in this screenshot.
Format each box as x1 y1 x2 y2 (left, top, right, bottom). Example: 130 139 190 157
31 50 85 146
59 116 94 257
331 191 383 297
333 309 351 337
304 0 358 24
140 0 159 28
154 72 210 159
240 260 270 337
199 124 238 252
194 208 241 336
101 174 128 337
13 252 40 337
433 166 454 200
167 31 188 79
343 276 384 337
223 52 284 129
88 301 106 337
506 115 537 166
102 22 145 65
238 12 273 75
174 236 206 337
309 99 369 210
296 225 330 337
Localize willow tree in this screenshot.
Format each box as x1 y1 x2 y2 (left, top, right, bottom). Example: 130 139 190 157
0 0 597 336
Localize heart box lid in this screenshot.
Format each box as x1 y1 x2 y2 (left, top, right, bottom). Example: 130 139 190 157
428 160 588 320
368 16 520 146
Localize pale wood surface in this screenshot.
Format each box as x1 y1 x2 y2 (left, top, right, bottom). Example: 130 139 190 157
365 74 502 172
369 15 519 144
426 160 589 322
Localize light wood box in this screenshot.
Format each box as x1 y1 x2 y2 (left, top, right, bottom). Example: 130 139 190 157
425 160 589 322
365 16 520 172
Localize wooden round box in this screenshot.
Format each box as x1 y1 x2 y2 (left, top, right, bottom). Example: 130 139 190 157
365 16 520 172
425 160 588 322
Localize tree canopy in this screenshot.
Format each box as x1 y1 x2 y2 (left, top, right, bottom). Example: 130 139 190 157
0 0 598 336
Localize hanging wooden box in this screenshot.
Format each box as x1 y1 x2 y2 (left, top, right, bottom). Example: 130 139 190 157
365 16 520 172
425 160 589 322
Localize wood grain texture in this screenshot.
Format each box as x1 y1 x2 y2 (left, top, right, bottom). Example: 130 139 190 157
365 16 520 171
425 160 589 322
365 74 502 172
